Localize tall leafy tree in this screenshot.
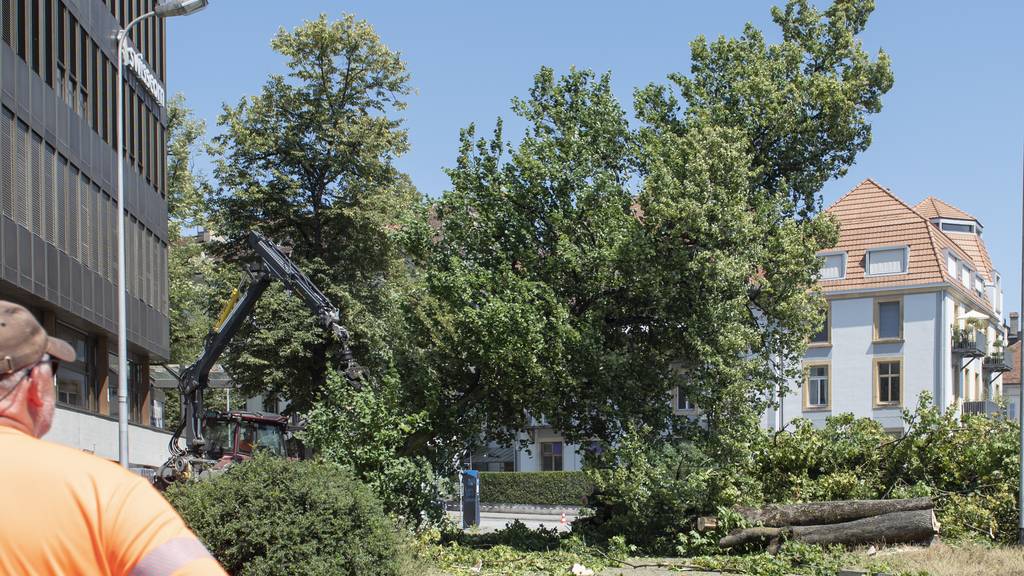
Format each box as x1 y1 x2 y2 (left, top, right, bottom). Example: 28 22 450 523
400 0 892 458
165 94 234 422
209 14 422 413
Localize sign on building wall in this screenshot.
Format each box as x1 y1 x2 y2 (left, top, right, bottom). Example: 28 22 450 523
121 44 166 108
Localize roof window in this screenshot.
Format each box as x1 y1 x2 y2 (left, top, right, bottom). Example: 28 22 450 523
941 222 975 234
818 252 846 280
866 247 908 276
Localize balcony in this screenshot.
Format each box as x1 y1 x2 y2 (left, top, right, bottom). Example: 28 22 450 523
961 400 1002 418
983 352 1012 374
952 328 987 358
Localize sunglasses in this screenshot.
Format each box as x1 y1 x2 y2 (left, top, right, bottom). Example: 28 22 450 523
27 355 59 377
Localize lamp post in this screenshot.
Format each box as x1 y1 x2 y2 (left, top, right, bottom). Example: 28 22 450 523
1018 145 1023 545
115 0 209 468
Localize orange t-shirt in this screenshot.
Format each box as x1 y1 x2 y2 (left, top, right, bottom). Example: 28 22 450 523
0 426 227 576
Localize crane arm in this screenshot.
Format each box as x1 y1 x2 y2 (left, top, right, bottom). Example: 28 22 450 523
169 231 362 467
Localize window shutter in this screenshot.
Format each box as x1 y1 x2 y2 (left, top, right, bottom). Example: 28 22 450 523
878 301 901 339
44 144 55 245
820 254 844 279
14 120 28 226
0 108 12 217
31 132 41 232
56 156 66 251
868 248 906 275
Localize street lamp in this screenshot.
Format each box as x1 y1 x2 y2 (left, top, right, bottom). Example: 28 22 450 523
115 0 209 468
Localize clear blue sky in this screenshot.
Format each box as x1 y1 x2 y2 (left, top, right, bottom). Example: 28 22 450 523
167 1 1024 320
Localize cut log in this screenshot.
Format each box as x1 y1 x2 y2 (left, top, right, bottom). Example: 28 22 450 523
735 497 934 527
719 509 939 549
719 526 782 548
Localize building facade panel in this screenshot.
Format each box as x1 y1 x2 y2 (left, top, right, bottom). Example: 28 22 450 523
0 0 171 466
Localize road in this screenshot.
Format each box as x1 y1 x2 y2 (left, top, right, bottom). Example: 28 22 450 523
450 510 578 533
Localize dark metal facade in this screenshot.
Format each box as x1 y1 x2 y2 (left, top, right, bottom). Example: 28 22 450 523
0 0 169 361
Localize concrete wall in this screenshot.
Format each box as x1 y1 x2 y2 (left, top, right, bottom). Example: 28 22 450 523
44 406 172 468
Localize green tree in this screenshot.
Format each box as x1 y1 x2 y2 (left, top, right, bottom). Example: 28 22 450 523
165 95 234 424
402 0 891 457
209 14 423 414
166 455 410 575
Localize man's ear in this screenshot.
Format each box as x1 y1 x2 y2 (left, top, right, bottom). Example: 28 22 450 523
26 367 46 408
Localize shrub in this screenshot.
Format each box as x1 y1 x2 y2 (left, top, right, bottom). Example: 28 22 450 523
165 454 407 576
479 471 593 505
581 394 1022 554
301 372 448 528
576 426 760 555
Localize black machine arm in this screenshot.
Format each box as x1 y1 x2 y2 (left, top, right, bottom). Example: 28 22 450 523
171 231 361 461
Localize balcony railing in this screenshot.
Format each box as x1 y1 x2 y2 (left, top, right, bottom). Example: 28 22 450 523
983 352 1012 373
961 400 1002 418
952 328 987 358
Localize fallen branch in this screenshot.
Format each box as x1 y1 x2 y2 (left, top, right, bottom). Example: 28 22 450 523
720 508 939 549
735 497 934 527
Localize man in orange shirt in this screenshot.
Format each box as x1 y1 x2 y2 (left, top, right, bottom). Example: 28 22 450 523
0 301 227 576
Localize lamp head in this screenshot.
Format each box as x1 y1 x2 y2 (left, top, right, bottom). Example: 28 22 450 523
154 0 209 17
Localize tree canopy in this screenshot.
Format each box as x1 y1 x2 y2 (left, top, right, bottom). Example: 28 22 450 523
209 14 423 413
402 0 891 456
199 1 892 495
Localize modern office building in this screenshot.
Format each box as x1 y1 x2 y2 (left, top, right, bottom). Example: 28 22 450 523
1 0 171 466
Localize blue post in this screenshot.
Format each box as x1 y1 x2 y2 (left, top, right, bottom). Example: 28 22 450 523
462 470 480 529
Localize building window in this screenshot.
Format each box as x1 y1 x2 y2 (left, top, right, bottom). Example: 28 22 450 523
55 324 91 410
810 304 830 345
866 247 908 276
540 441 563 471
674 387 696 412
818 252 846 280
960 264 972 287
875 359 902 406
874 298 902 341
946 251 957 276
804 363 830 410
941 222 974 234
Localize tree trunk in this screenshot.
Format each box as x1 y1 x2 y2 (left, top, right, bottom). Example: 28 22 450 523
720 509 939 549
718 526 783 549
735 497 934 527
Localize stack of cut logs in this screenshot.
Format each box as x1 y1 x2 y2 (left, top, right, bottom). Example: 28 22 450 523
717 497 939 551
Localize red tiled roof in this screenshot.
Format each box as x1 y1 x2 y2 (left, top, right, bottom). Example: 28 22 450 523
820 180 994 314
914 196 978 223
912 197 995 281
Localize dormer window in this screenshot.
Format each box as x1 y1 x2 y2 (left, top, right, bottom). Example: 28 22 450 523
866 247 908 276
818 252 846 280
941 222 975 234
945 251 958 276
960 264 972 287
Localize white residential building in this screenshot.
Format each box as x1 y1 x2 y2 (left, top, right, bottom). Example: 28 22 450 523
766 179 1008 431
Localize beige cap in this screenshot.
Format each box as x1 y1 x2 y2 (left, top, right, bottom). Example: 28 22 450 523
0 301 76 375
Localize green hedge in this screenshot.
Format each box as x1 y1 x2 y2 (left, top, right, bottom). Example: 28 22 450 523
479 471 594 506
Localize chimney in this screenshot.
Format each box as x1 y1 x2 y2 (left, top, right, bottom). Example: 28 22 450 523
1010 312 1020 344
